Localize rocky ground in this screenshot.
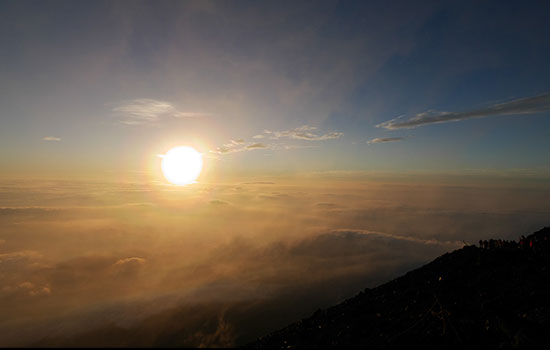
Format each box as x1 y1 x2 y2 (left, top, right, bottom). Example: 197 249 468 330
250 227 550 348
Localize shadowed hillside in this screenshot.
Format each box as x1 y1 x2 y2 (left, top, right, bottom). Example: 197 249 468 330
250 228 550 348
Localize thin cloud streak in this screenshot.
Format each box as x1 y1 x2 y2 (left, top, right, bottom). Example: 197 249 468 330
265 125 344 141
246 143 267 150
42 137 61 141
211 125 342 155
112 99 209 125
367 137 405 144
223 139 245 147
210 142 267 154
330 229 463 247
377 93 550 130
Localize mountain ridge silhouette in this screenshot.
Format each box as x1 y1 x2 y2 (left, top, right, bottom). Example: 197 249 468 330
249 227 550 348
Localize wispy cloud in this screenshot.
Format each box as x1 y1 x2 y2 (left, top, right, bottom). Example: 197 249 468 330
377 93 550 130
211 138 261 154
211 126 341 155
223 139 245 147
367 137 405 144
330 229 463 247
112 99 209 125
246 143 267 150
264 125 344 141
113 257 146 266
42 136 61 141
211 142 269 154
210 147 232 154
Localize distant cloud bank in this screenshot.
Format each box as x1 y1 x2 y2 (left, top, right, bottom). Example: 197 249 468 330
377 93 550 130
42 136 61 141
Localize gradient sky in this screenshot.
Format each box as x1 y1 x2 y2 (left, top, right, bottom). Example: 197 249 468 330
2 0 550 180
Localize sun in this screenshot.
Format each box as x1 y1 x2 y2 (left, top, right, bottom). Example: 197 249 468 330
160 146 203 185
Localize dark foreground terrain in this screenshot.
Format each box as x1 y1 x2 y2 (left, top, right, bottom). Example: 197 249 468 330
250 228 550 348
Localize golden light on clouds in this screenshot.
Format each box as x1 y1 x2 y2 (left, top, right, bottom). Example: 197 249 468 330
160 146 203 185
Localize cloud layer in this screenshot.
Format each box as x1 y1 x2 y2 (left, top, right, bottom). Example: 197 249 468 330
377 93 550 130
1 177 549 346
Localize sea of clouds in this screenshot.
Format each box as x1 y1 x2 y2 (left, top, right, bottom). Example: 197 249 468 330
1 175 549 346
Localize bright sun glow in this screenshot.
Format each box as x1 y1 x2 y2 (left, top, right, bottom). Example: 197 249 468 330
160 146 203 185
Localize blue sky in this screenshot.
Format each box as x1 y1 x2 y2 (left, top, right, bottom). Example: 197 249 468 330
1 0 549 177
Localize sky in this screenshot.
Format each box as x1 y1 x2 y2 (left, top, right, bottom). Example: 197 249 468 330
1 0 550 179
1 0 550 347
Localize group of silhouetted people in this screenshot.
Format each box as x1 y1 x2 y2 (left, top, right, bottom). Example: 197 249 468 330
478 239 517 250
518 234 549 252
478 234 549 253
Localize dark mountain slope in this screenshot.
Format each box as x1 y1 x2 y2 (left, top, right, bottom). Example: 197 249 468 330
250 228 550 348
